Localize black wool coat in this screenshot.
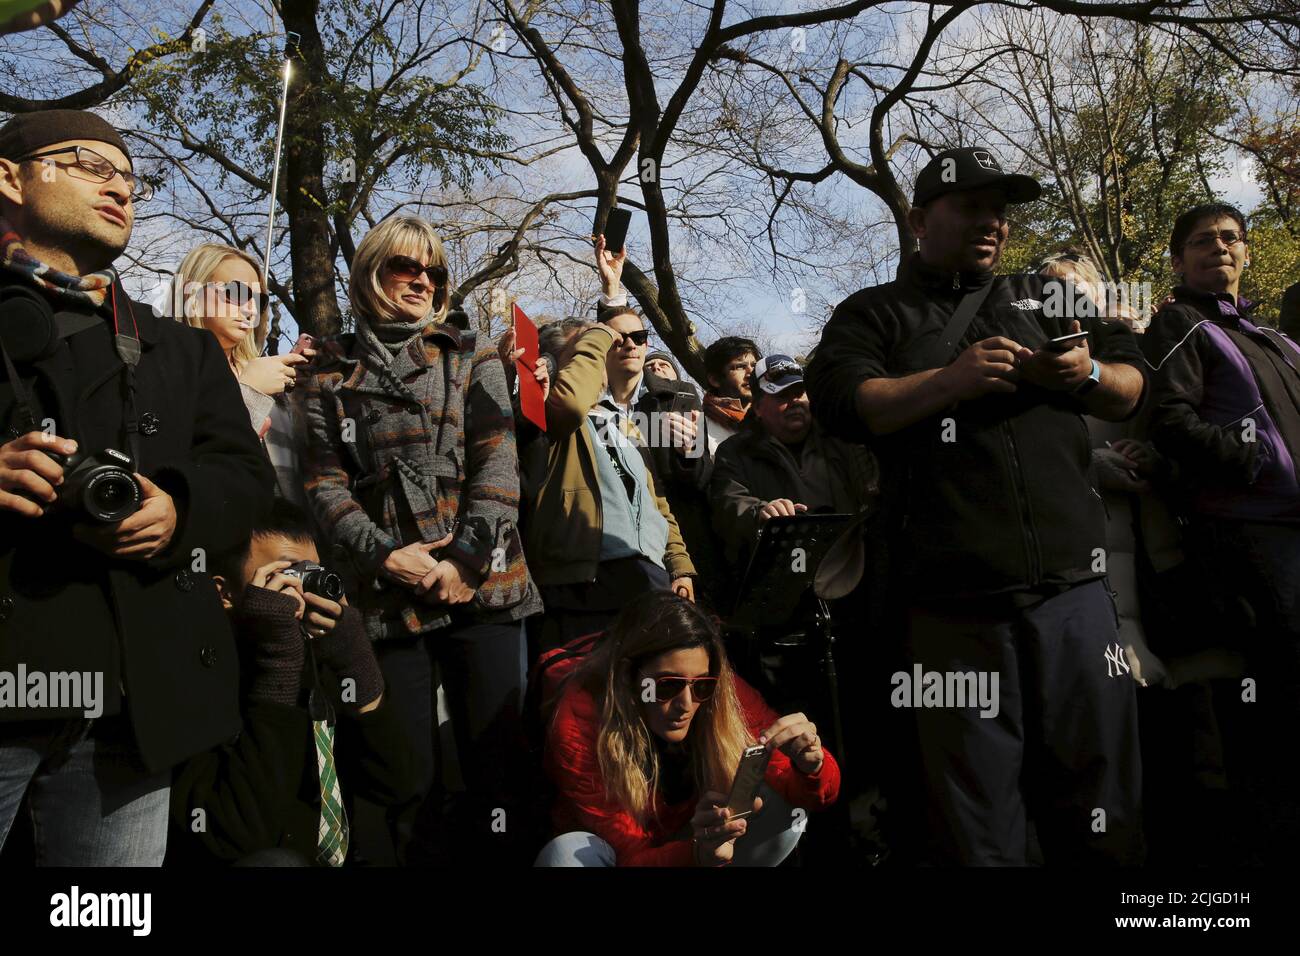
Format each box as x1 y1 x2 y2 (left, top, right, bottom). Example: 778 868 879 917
0 280 274 772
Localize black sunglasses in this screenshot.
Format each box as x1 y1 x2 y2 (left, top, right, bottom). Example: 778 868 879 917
211 280 266 314
385 255 448 286
621 329 650 346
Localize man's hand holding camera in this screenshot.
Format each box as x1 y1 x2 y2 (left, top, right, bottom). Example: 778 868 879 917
73 472 176 559
1 429 178 559
0 430 72 517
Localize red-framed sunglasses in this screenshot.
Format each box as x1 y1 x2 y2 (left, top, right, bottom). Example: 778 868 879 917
385 255 448 287
646 675 718 703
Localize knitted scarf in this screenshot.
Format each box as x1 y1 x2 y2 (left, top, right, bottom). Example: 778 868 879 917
355 312 431 366
703 392 748 427
0 216 116 308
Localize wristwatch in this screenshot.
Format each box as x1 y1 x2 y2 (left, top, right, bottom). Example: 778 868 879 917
1074 359 1102 395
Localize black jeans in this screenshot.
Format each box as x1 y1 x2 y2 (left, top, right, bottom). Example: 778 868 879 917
372 618 528 866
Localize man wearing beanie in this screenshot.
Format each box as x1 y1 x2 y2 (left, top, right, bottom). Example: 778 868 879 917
0 109 273 864
806 146 1148 865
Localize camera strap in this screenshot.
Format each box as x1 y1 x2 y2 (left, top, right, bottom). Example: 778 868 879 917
109 284 144 465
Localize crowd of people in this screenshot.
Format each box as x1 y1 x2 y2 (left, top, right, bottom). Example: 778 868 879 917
0 110 1297 868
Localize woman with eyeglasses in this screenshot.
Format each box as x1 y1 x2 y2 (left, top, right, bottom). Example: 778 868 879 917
296 214 540 865
1140 203 1300 864
536 590 840 866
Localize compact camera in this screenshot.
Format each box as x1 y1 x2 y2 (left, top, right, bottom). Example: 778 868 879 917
281 561 345 601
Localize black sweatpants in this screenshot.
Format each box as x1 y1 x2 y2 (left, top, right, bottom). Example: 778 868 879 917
901 579 1144 865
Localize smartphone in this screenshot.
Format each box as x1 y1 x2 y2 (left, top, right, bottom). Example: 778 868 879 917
601 207 632 254
1044 330 1089 352
669 392 697 417
290 333 315 355
725 745 772 821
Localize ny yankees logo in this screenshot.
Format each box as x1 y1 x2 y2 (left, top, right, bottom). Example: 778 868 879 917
1104 643 1130 678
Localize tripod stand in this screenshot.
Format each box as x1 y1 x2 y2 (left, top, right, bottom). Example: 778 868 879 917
726 513 853 764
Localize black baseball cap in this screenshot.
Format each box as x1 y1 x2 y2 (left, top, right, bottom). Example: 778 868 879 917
913 147 1040 207
752 354 803 395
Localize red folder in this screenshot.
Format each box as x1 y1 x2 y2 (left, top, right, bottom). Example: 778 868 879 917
513 303 546 432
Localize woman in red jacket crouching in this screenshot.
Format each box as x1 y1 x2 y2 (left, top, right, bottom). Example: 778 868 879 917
536 591 840 866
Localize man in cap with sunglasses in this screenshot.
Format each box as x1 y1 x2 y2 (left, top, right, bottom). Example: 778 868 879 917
0 109 273 864
807 146 1149 866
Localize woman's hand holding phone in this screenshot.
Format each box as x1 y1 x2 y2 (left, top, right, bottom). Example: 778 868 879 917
691 790 760 866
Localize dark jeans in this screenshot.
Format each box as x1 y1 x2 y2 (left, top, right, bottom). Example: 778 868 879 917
0 716 169 866
372 619 528 866
1187 518 1300 863
901 579 1144 866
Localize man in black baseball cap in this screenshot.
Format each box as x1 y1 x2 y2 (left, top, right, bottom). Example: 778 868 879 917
0 108 272 865
807 145 1149 865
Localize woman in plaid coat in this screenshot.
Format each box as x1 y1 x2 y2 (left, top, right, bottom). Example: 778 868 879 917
296 215 540 864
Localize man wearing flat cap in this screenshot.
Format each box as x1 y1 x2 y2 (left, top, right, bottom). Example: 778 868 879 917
806 146 1148 865
0 109 272 864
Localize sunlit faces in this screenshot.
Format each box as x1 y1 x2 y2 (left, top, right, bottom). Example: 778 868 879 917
605 311 648 381
714 353 757 401
638 646 712 744
754 383 811 445
199 256 264 352
1172 216 1248 295
909 186 1010 274
379 243 443 323
5 138 136 266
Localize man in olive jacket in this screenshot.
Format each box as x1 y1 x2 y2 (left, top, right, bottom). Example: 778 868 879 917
0 110 272 865
527 322 696 648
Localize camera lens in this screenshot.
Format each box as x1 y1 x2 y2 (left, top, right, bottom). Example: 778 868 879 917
84 470 142 522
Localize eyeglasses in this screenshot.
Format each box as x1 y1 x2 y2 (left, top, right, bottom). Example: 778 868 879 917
385 255 448 286
622 329 650 347
645 675 718 703
1184 230 1245 251
19 145 153 202
208 280 266 315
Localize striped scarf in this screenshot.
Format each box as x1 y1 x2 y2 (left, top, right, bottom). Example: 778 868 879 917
0 216 116 308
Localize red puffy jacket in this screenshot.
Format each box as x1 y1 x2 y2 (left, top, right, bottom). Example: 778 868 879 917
545 675 841 866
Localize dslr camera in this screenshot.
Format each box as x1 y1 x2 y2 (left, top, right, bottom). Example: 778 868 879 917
45 446 143 523
280 561 345 601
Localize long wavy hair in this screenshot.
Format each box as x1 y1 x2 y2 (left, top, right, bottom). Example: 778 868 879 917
349 215 450 325
172 243 268 368
573 591 753 827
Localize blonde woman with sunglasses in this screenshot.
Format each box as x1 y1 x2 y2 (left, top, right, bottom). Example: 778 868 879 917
297 214 540 865
172 243 311 432
536 590 840 866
